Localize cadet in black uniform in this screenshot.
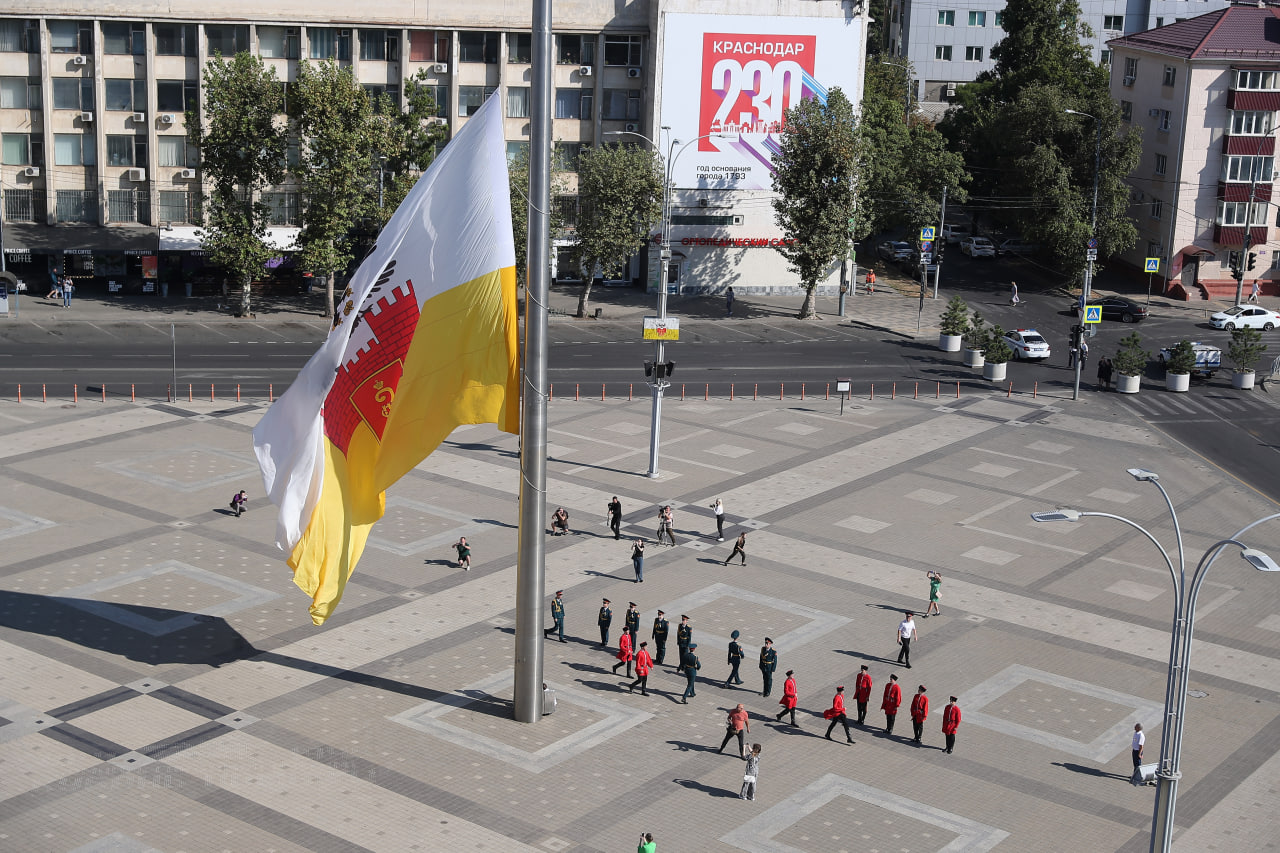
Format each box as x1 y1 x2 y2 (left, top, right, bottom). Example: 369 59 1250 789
624 602 640 652
543 590 565 642
651 610 670 665
597 598 612 647
675 615 693 673
680 643 701 703
725 630 745 687
759 637 778 697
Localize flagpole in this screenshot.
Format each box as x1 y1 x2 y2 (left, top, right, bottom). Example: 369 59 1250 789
513 0 553 723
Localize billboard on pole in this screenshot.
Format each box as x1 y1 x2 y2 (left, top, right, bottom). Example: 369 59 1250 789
659 13 864 191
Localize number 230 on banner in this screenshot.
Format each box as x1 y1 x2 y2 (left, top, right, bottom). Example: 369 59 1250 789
700 34 817 147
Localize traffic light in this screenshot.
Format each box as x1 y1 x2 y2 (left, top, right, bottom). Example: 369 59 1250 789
644 361 676 379
1228 251 1240 273
1248 252 1258 271
643 361 654 377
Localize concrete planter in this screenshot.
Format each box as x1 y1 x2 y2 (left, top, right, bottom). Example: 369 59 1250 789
982 361 1007 382
1116 373 1142 394
1165 372 1190 392
939 333 963 353
1232 370 1256 390
963 348 985 368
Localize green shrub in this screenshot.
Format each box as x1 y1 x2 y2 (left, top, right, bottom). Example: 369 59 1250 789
1112 331 1150 377
939 295 970 336
1164 340 1196 375
1227 326 1268 372
985 325 1014 364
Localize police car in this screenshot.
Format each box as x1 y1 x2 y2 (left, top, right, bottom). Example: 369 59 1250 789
1002 329 1052 360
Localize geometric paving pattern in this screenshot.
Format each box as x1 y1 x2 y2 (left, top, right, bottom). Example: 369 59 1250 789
366 496 486 557
0 506 56 541
97 446 259 492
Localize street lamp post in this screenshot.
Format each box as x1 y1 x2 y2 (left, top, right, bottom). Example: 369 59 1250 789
1065 109 1101 402
1031 469 1280 853
606 128 721 478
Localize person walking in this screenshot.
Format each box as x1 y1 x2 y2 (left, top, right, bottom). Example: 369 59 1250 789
597 598 612 647
740 744 762 801
675 615 692 673
45 273 61 300
544 590 566 642
823 686 855 743
710 498 725 541
657 505 677 546
758 637 777 697
718 703 750 757
631 538 645 583
680 643 700 703
607 496 623 539
652 609 669 665
724 630 745 687
775 670 798 726
1079 338 1089 370
1097 356 1113 391
725 286 735 317
881 673 902 734
453 536 471 570
1010 281 1020 306
924 572 942 618
942 696 962 754
724 531 747 566
865 268 876 294
612 630 634 678
896 612 918 668
910 685 930 744
1250 280 1261 304
624 602 640 652
230 490 248 517
1131 723 1145 776
638 832 656 853
1068 339 1078 368
629 642 653 696
853 665 873 724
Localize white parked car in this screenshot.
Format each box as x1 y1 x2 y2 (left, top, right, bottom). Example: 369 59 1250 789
1002 329 1051 360
1209 305 1280 330
941 224 972 244
997 239 1038 256
959 236 996 258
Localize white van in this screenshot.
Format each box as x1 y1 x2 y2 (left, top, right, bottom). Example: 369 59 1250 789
941 224 972 244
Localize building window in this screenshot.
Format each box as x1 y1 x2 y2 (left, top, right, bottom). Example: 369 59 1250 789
206 25 248 57
2 132 33 164
1154 153 1167 175
52 77 94 111
157 80 198 113
49 20 92 55
1124 56 1138 80
995 12 1005 27
1120 101 1132 123
1223 155 1274 183
1155 17 1164 28
104 79 146 112
0 20 39 53
1231 110 1274 135
154 24 197 57
157 135 198 167
1162 65 1176 87
56 190 95 223
360 29 399 62
508 33 531 64
1100 49 1111 67
935 45 952 61
1218 201 1268 226
965 46 984 62
507 86 530 118
557 35 595 66
3 187 42 221
0 77 39 109
937 10 955 25
553 142 583 172
1235 70 1278 91
158 190 199 224
54 133 95 166
602 89 641 121
102 22 145 56
554 88 592 119
258 26 300 60
604 35 642 66
409 31 449 63
106 134 147 167
418 84 448 117
107 189 149 224
1103 15 1124 31
309 28 352 61
1149 198 1162 220
459 85 496 117
261 192 299 225
967 11 986 26
458 32 499 63
1155 109 1170 132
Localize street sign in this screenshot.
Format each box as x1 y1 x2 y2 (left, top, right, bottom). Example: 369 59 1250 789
920 227 936 241
642 317 680 340
1144 257 1160 273
1086 249 1098 260
1084 305 1102 324
1087 238 1098 250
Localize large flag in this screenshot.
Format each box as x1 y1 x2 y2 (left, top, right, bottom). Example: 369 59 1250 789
253 95 519 625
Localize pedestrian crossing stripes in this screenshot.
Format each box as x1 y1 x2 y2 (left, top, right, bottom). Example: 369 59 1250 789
1119 388 1278 420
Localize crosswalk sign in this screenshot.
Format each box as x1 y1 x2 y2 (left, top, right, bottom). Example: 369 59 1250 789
1084 305 1102 324
920 227 936 241
1144 257 1160 273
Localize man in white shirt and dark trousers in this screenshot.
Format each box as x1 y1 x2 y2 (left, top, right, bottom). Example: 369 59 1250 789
710 499 725 541
896 612 917 669
1131 723 1148 784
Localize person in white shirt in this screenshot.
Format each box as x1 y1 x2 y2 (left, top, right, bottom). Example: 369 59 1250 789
896 612 918 668
710 498 725 541
1131 723 1145 773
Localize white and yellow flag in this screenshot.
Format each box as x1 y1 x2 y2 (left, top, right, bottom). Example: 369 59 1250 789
253 96 519 625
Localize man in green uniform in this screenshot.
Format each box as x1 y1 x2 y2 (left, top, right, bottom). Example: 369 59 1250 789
543 590 565 642
759 637 777 697
675 615 693 673
724 629 745 687
680 643 701 703
624 602 641 651
651 609 670 665
597 598 612 647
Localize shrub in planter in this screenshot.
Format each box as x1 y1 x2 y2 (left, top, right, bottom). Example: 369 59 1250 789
963 311 987 351
1164 339 1197 375
1227 326 1268 373
939 296 970 336
1112 331 1150 377
983 326 1014 364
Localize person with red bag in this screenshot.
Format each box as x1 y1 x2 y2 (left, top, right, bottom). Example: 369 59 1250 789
628 642 653 696
823 685 854 743
881 673 902 735
853 665 873 725
611 630 634 678
775 670 798 726
910 685 930 744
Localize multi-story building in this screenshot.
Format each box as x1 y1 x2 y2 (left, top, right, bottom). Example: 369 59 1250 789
1108 3 1278 298
0 2 866 299
887 0 1229 117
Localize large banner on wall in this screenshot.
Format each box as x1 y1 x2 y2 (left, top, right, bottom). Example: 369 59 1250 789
659 13 864 191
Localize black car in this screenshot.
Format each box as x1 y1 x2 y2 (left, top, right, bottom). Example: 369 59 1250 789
1068 296 1148 323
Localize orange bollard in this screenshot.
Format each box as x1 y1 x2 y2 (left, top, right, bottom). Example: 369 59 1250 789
74 384 78 404
1033 381 1038 399
754 383 758 401
826 383 830 400
892 383 896 400
550 384 554 400
801 382 805 401
189 384 193 402
269 383 274 402
602 384 606 401
575 383 579 401
237 384 241 402
936 382 940 399
870 384 875 400
167 384 171 402
705 383 709 401
780 383 784 400
131 384 135 402
681 384 686 401
914 382 919 399
1007 381 1013 398
210 384 215 402
955 382 960 398
101 384 105 403
628 383 632 401
42 384 47 403
730 383 735 401
16 384 20 403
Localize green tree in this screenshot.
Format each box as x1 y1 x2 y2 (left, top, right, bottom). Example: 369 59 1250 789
858 60 969 241
939 0 1141 282
507 146 568 290
366 69 450 229
186 52 286 317
570 143 663 318
771 87 860 319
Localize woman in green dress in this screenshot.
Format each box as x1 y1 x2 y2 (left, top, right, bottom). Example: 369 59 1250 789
925 571 941 617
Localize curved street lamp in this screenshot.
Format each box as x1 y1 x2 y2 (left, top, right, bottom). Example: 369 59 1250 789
1032 469 1280 853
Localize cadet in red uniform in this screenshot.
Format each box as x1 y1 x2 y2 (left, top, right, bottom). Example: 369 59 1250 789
823 686 854 743
910 685 930 744
853 665 873 724
881 673 902 734
942 695 962 753
628 642 653 696
775 670 799 726
611 631 634 678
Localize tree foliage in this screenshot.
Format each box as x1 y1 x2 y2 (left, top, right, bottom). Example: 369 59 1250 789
186 52 286 316
939 0 1141 282
507 146 568 290
570 143 663 318
770 87 860 319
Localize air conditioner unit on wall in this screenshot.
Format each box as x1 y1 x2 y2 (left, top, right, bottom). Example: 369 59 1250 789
178 168 196 179
131 112 146 122
433 63 448 73
72 55 88 66
1149 108 1161 117
79 111 93 122
159 113 174 124
946 82 957 97
732 215 744 226
627 67 641 78
625 122 638 132
1123 75 1135 86
579 65 593 76
127 168 146 182
23 166 40 178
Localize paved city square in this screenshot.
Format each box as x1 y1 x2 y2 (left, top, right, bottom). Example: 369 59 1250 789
0 378 1278 852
